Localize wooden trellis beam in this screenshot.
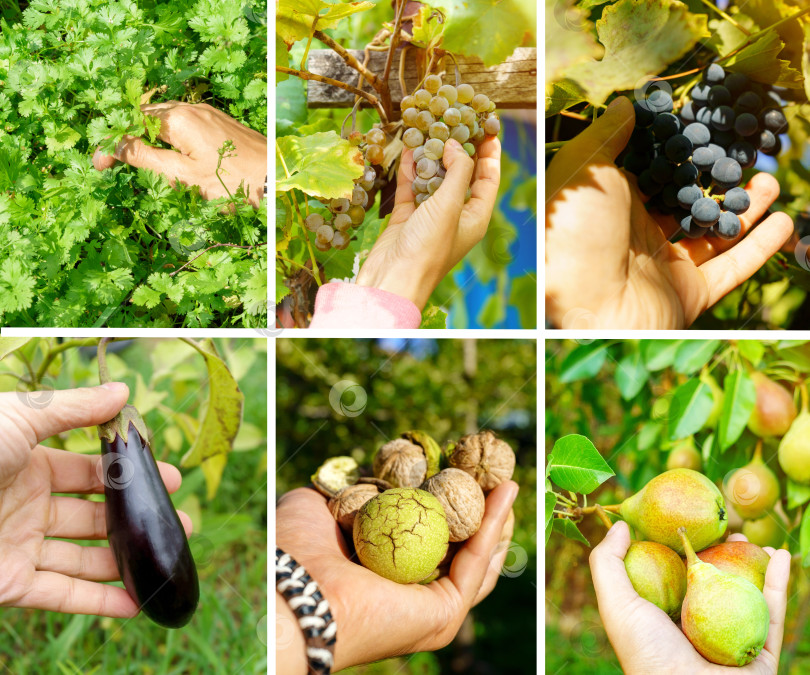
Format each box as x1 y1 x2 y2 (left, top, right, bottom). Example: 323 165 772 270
305 47 537 110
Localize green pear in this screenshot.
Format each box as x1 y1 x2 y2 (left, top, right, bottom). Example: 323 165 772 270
619 469 727 554
778 388 810 484
666 438 702 472
695 541 769 591
624 541 686 620
679 528 769 666
742 511 786 549
724 441 780 520
748 372 796 438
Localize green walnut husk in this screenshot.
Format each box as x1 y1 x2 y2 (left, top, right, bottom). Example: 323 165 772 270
311 456 360 497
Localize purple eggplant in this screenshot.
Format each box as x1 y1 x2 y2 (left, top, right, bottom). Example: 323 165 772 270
97 339 198 628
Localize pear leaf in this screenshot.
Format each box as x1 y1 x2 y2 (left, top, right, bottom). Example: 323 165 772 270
547 434 615 493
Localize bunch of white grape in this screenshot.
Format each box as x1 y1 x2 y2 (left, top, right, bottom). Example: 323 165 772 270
401 73 500 205
303 129 386 251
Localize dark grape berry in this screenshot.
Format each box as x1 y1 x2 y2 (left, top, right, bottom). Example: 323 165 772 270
757 130 777 153
710 106 736 131
727 141 757 169
724 72 749 98
706 64 725 84
723 187 750 215
735 91 762 114
692 147 716 173
662 184 679 209
691 83 711 106
653 113 681 140
673 162 699 187
707 143 727 164
692 197 721 227
638 169 662 196
680 101 697 123
630 127 655 152
680 214 704 238
647 89 674 113
735 112 758 136
677 184 703 210
683 123 711 148
633 101 656 127
696 107 713 126
624 152 652 175
760 109 788 134
711 129 736 148
650 156 675 184
665 134 693 163
762 135 781 156
707 85 732 107
711 157 743 189
716 211 742 240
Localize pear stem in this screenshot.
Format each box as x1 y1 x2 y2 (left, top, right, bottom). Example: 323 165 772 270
753 439 763 463
594 504 614 530
599 504 621 514
678 527 698 567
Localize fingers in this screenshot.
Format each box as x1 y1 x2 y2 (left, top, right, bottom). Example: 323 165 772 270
38 540 120 581
2 384 130 448
394 148 417 206
699 210 793 308
761 549 791 660
588 521 636 613
45 447 183 495
99 135 194 183
434 139 475 206
16 572 139 618
449 480 518 606
473 508 515 605
466 136 501 220
555 97 635 167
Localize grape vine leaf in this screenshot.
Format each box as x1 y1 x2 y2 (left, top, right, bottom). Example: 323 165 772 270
723 30 804 88
566 0 710 106
277 0 375 46
276 34 290 81
420 305 448 329
743 0 805 73
276 131 364 198
545 0 602 83
545 79 587 115
410 6 445 49
432 0 536 67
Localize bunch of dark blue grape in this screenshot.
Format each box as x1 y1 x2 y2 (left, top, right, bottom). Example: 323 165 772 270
623 63 788 240
304 130 382 251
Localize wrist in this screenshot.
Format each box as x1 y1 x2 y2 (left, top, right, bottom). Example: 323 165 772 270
356 265 435 311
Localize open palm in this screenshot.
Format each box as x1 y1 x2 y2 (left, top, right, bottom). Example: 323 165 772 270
276 481 516 671
546 97 793 329
0 387 189 618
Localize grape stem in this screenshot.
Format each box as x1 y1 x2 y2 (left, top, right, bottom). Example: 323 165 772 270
276 66 388 122
314 30 381 89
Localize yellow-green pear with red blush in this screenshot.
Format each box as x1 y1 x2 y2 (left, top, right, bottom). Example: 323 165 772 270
618 469 727 555
695 541 769 591
624 541 687 620
747 372 796 438
724 441 780 520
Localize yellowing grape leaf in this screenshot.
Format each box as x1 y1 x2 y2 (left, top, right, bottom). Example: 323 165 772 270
743 0 805 72
567 0 710 106
277 0 375 46
545 79 587 115
433 0 536 67
276 131 364 199
545 0 602 83
724 31 804 88
410 6 445 49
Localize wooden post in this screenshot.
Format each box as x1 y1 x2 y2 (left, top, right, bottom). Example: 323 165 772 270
305 47 537 110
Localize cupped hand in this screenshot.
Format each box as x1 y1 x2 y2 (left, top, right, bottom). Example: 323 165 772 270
589 521 790 674
0 384 192 618
93 101 267 208
356 136 501 310
276 480 517 670
546 96 794 329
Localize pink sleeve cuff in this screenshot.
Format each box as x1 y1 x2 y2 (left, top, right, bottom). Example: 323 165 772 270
309 282 422 329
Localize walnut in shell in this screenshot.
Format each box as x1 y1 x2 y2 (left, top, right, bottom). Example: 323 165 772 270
328 483 385 532
311 456 360 497
373 438 429 487
447 431 515 492
420 468 485 542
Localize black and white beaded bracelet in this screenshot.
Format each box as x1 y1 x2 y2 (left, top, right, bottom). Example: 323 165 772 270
276 548 337 674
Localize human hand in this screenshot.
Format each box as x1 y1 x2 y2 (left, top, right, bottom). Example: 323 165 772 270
93 102 267 208
589 521 790 674
276 480 517 671
356 137 501 310
546 96 793 329
0 383 192 618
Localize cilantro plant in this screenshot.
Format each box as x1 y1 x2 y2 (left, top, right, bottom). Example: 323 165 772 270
276 0 537 329
0 0 268 327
